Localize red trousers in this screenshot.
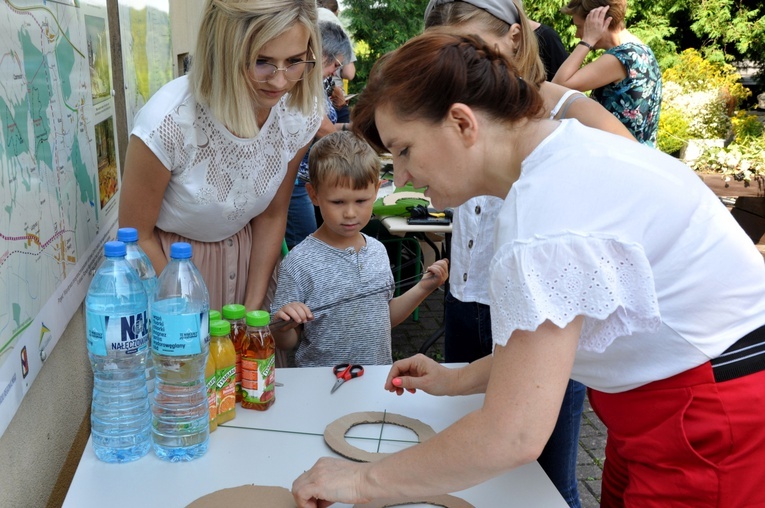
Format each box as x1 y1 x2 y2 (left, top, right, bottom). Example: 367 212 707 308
589 362 765 507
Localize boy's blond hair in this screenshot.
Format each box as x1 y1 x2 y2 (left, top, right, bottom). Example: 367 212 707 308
308 131 380 192
188 0 323 139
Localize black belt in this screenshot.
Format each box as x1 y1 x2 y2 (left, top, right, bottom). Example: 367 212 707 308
711 324 765 382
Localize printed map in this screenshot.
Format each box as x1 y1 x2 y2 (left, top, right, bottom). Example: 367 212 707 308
0 0 111 436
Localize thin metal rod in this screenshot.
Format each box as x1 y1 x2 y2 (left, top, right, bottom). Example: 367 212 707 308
268 271 433 330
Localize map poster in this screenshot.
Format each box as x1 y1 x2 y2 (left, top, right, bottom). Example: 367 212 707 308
0 0 118 437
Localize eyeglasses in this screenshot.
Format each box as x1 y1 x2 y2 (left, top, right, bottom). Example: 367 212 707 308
250 60 316 83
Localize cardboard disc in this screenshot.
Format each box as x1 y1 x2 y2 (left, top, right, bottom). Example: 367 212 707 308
353 494 475 507
186 484 296 507
324 411 436 463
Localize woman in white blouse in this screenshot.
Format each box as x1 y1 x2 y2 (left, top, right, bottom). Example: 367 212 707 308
292 31 765 508
119 0 323 313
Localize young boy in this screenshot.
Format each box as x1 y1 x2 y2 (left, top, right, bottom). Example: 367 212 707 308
271 131 449 367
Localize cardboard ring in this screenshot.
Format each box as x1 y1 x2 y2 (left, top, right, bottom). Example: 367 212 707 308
324 411 436 463
353 494 475 508
186 484 295 507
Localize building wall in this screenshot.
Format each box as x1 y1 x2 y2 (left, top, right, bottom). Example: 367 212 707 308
0 2 204 507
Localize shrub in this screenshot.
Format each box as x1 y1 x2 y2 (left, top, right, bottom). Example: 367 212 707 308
662 48 750 110
671 89 730 138
656 107 690 155
657 49 754 155
732 110 764 141
690 135 765 185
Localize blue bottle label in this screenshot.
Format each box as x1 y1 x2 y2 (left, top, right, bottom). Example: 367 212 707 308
86 310 149 356
152 310 209 356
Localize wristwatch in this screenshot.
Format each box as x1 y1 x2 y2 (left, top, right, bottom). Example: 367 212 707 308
577 40 594 51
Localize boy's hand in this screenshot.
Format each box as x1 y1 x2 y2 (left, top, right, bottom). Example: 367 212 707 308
419 259 449 292
274 302 314 330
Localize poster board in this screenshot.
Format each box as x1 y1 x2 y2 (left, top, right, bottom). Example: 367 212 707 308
0 0 172 439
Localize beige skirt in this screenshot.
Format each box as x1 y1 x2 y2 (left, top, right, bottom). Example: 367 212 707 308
154 225 286 367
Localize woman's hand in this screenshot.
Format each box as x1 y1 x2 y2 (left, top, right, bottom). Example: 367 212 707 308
582 6 612 46
384 354 455 396
292 458 371 508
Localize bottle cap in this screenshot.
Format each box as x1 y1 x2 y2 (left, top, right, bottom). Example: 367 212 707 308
246 310 270 327
210 319 231 336
222 303 246 320
170 242 192 259
209 310 222 322
117 227 138 242
104 241 126 257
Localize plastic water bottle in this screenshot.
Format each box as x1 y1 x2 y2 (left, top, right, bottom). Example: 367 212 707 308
150 242 210 461
85 241 151 463
117 227 157 393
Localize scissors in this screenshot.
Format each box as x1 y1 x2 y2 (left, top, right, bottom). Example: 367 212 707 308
331 363 364 394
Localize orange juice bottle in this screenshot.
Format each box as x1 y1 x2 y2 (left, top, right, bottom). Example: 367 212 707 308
210 319 237 424
241 310 275 411
221 304 246 402
204 350 217 433
205 311 221 432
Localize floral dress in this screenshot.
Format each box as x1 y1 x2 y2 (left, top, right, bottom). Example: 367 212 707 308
592 42 662 147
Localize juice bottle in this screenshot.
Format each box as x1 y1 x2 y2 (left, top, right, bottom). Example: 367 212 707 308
205 310 221 432
210 319 237 424
205 350 217 433
241 310 275 411
221 304 246 402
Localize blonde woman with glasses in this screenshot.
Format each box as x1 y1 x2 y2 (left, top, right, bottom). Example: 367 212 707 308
119 0 323 317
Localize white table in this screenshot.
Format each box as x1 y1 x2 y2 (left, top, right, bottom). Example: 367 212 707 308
64 366 567 507
379 215 452 235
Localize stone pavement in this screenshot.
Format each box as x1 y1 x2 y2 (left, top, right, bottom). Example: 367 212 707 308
391 287 606 508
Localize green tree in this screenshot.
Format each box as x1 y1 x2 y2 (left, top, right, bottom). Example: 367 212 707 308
342 0 429 93
525 0 764 75
342 0 764 91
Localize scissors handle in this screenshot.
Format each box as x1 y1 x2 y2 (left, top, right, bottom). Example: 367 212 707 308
333 363 364 381
331 364 364 393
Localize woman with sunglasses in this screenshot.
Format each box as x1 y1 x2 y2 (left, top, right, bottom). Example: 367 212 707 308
119 0 323 316
292 31 765 508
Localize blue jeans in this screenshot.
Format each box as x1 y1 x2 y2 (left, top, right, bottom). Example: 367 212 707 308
444 291 585 508
285 180 317 250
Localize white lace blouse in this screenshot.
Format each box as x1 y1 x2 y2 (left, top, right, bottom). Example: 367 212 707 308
490 120 765 392
132 76 321 242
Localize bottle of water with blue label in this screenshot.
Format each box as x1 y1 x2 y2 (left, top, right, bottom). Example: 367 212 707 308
150 242 210 461
117 227 157 393
85 240 151 463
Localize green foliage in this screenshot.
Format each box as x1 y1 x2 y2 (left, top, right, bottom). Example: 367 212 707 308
689 0 765 58
342 0 430 94
657 108 690 155
690 135 765 184
658 49 755 155
662 82 732 139
732 110 764 140
662 49 750 107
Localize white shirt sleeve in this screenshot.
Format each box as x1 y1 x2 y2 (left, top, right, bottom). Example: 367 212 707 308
489 231 662 353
